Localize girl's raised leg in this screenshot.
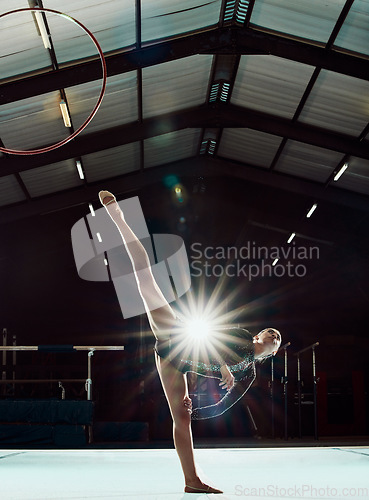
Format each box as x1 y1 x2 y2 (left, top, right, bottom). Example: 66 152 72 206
99 190 176 339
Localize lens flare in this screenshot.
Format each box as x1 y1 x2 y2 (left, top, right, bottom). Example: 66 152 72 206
185 317 210 341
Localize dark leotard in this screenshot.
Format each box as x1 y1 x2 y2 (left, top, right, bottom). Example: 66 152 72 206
155 324 256 420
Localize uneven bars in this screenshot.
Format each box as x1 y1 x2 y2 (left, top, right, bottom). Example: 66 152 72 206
0 346 124 351
294 342 319 355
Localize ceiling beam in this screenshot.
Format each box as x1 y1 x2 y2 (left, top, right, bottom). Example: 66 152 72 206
1 26 368 105
231 28 369 81
326 0 355 49
0 105 214 174
209 157 369 213
223 103 369 160
1 156 368 228
0 158 213 225
1 103 368 175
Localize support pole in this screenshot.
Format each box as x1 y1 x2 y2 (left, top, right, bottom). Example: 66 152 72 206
58 381 66 400
2 329 7 379
12 334 16 394
312 345 318 440
297 354 302 438
295 342 319 440
86 349 95 401
270 356 275 439
87 349 95 445
281 342 291 440
2 328 7 396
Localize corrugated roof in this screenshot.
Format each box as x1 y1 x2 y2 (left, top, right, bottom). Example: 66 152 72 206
275 141 345 182
232 55 315 119
142 56 213 118
0 0 368 224
218 128 283 167
299 70 369 136
141 0 222 42
250 0 346 44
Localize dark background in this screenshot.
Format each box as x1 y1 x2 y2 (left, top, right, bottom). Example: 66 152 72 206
1 172 368 441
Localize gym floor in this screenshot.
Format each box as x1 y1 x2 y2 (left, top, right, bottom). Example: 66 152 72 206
1 446 368 499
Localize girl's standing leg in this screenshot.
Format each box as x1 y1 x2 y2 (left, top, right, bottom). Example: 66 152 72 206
155 354 223 493
156 354 221 493
154 353 199 488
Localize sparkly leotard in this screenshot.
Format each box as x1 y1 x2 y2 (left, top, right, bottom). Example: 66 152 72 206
155 324 256 420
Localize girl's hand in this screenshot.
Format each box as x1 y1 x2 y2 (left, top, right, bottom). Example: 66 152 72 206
220 365 235 390
183 396 192 414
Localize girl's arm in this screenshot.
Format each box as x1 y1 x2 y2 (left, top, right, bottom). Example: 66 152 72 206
191 367 256 420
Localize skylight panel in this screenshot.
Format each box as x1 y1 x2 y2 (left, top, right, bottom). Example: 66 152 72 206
250 0 346 44
222 0 250 24
141 0 222 42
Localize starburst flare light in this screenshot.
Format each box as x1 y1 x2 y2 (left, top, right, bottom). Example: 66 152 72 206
186 317 211 342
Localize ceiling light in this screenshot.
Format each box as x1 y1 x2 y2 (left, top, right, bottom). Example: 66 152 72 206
209 83 220 103
200 129 218 155
306 203 318 218
223 0 236 22
236 0 250 24
208 140 217 155
96 233 102 243
223 0 250 24
272 258 279 266
34 9 51 50
200 140 208 154
220 82 230 102
287 233 296 244
59 100 71 128
89 203 95 217
76 161 84 180
333 163 348 181
209 81 231 103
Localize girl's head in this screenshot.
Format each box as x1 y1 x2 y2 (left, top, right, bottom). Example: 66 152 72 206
253 328 282 360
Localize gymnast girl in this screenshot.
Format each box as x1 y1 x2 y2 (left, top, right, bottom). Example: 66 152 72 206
99 190 281 494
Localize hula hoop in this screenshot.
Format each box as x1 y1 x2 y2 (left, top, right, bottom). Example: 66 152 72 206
0 8 107 156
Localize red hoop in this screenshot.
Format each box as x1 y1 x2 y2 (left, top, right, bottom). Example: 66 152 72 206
0 8 107 156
